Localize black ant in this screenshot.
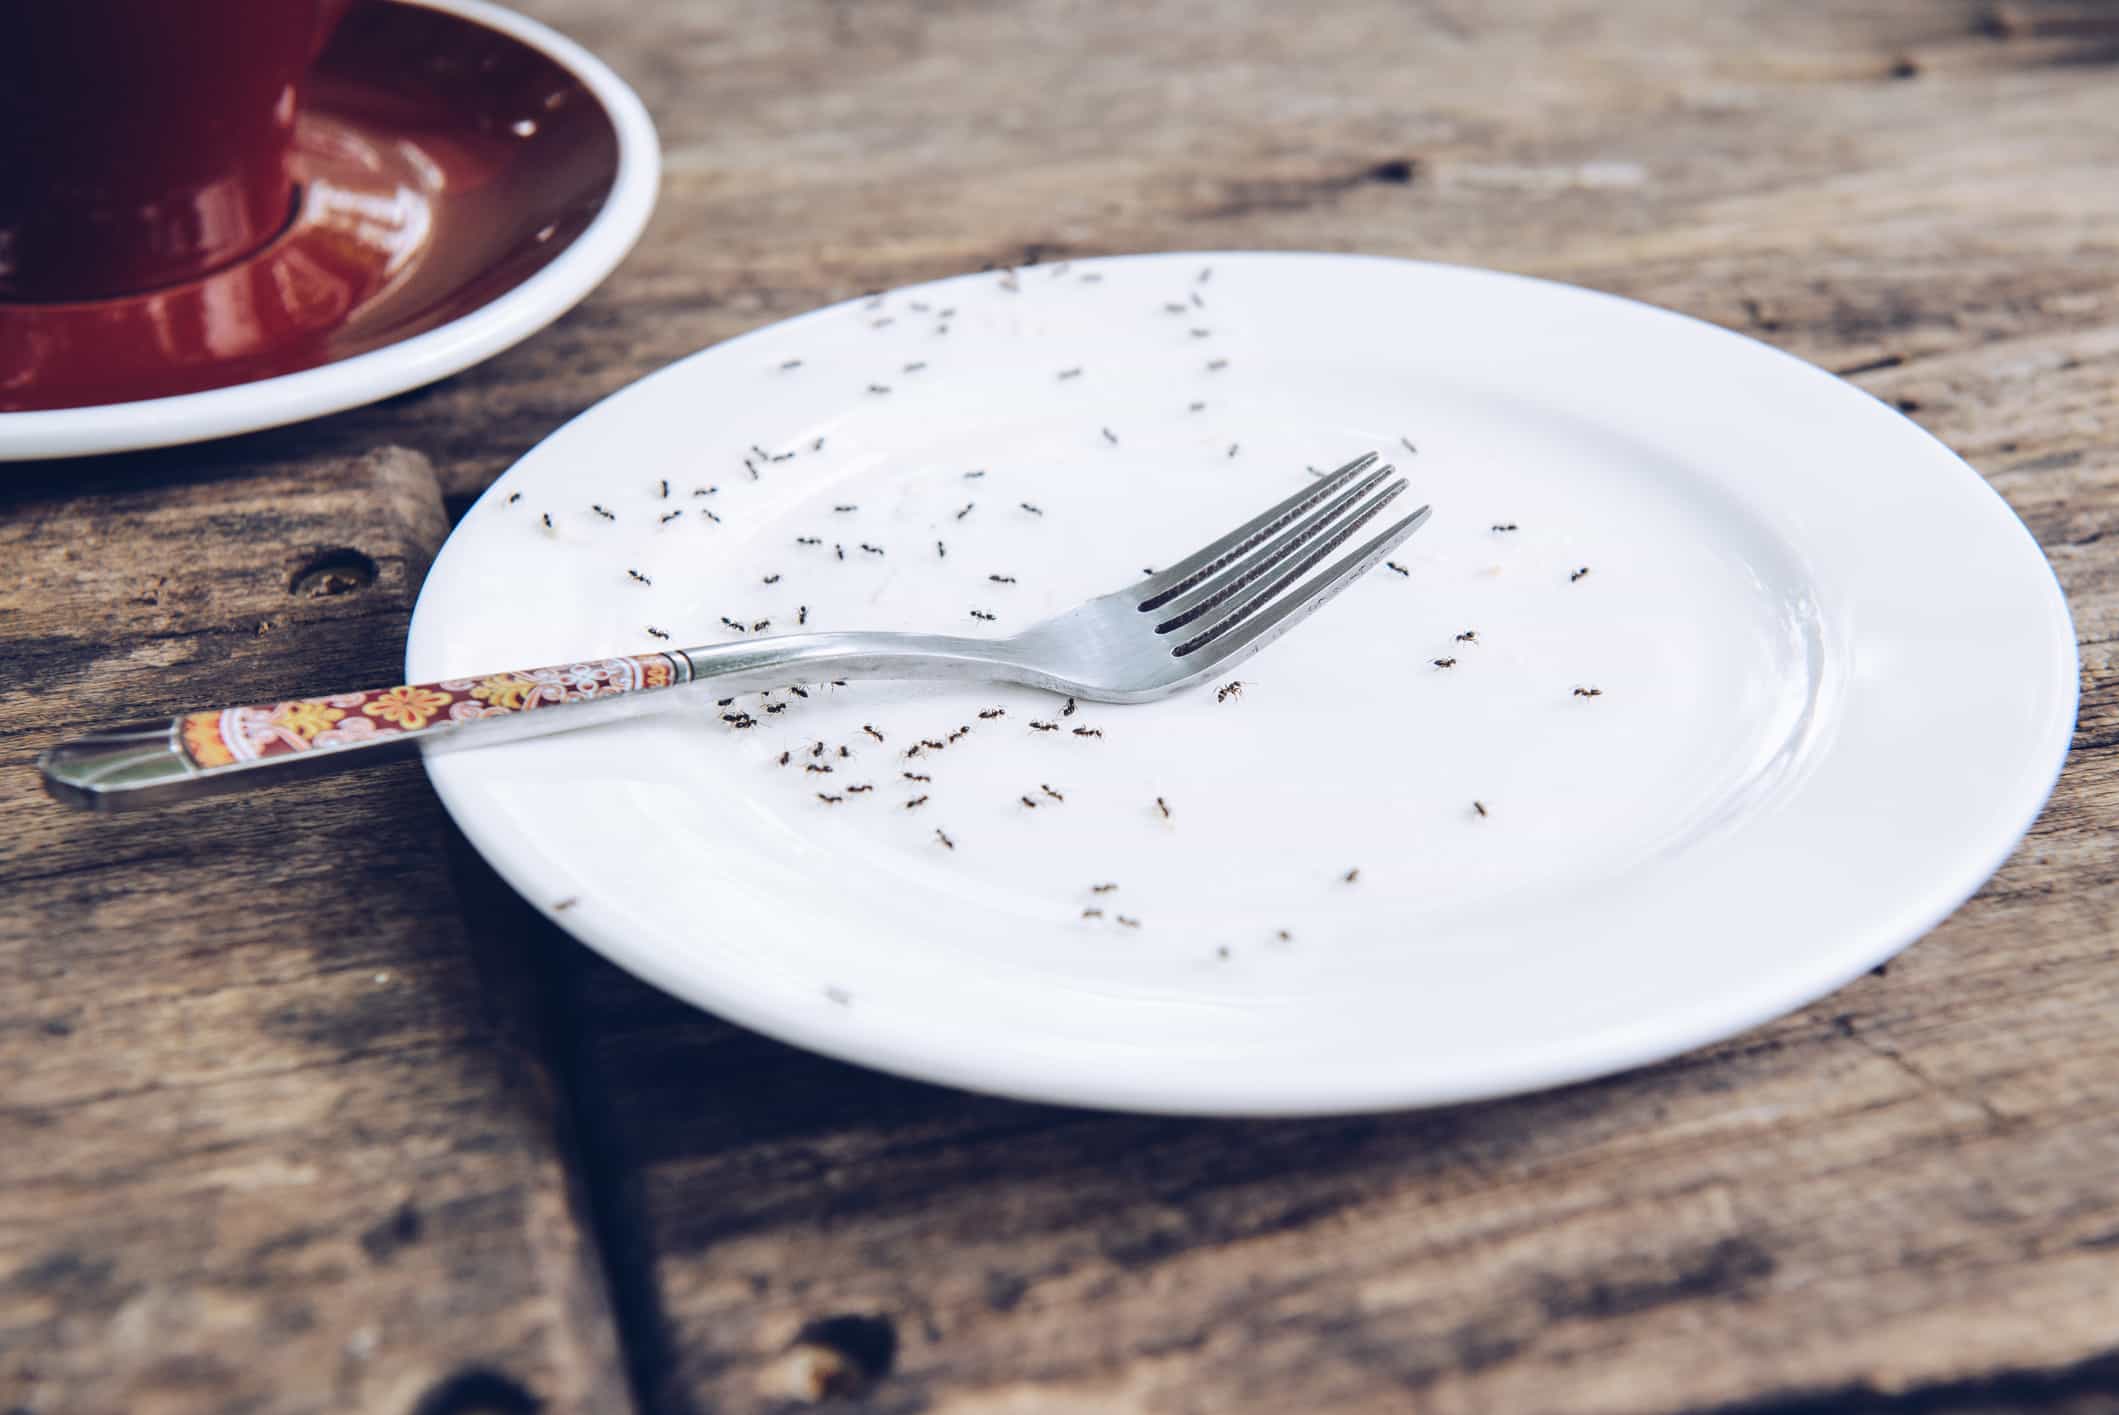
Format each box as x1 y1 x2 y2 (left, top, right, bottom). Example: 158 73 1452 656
1216 681 1243 702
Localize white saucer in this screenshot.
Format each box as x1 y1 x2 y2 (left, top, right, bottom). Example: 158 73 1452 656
0 0 658 462
406 252 2077 1115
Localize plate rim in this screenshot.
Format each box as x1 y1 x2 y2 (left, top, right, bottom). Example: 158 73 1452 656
409 250 2080 1116
0 0 661 462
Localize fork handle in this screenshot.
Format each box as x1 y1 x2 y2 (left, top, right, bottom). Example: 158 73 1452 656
38 652 692 811
40 632 1046 811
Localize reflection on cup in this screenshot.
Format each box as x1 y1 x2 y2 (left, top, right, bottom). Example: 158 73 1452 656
0 0 351 302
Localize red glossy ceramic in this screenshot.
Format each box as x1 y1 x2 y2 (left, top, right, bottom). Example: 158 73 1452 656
0 0 353 302
0 0 624 414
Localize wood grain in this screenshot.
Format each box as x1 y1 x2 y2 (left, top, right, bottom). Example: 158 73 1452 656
6 0 2119 1411
0 450 627 1414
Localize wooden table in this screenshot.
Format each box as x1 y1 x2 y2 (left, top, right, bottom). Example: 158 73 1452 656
6 2 2117 1411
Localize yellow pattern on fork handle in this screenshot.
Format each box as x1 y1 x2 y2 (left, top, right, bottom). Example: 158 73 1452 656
170 654 682 768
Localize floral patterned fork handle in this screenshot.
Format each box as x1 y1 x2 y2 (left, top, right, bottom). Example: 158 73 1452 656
40 653 689 811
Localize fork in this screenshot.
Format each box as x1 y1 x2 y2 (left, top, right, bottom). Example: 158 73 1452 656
41 453 1427 810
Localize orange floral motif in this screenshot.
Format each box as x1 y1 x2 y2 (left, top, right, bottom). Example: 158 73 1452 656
361 684 454 730
469 673 541 711
181 711 235 767
171 654 682 769
271 699 345 740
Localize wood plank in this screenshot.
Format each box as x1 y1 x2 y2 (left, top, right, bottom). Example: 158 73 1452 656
461 0 2119 1409
0 449 630 1414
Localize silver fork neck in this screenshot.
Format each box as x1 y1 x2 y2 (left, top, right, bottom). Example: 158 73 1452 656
672 630 1045 694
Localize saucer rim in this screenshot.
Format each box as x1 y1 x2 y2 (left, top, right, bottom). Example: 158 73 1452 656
0 0 661 462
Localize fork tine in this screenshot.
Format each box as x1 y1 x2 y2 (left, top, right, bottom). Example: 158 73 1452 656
1172 487 1426 658
1151 465 1396 633
1137 452 1378 611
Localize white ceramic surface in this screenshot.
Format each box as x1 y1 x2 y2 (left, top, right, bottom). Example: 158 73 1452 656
406 252 2077 1115
0 0 659 462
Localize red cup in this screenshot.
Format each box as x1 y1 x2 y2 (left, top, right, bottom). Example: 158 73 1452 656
0 0 352 302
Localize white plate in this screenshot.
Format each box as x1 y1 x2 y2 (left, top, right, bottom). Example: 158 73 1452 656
0 0 658 462
407 252 2077 1115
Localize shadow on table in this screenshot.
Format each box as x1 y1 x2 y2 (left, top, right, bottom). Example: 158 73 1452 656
443 819 1806 1413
